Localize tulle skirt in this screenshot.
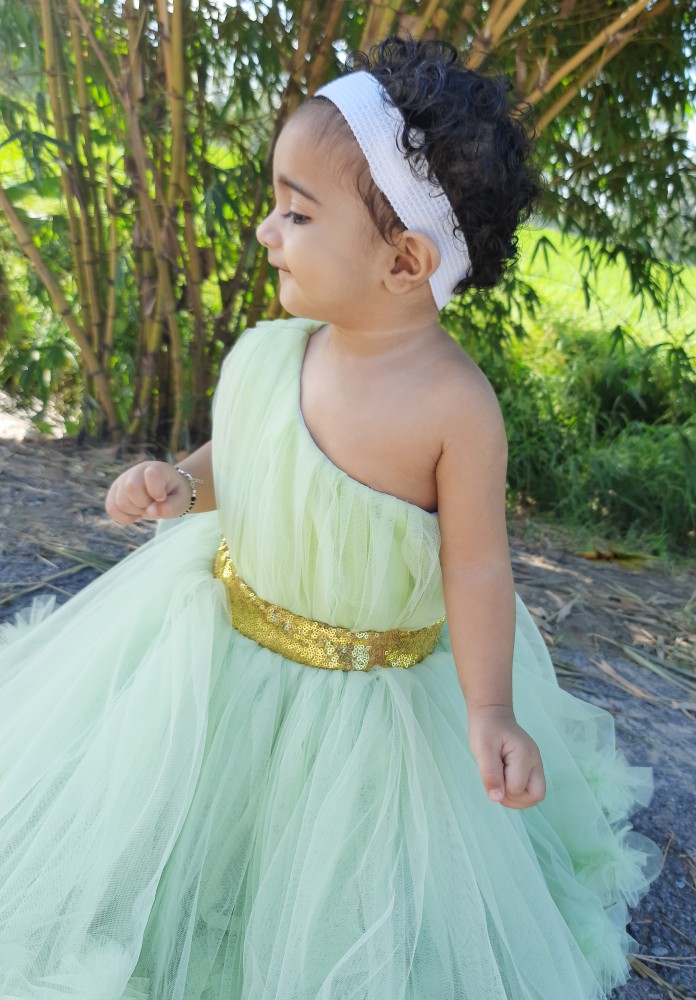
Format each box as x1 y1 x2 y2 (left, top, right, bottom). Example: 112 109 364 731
0 512 661 999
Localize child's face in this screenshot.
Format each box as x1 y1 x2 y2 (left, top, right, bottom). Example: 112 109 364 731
256 114 390 323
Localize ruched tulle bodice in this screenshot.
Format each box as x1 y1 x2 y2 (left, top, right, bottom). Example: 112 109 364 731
212 318 444 631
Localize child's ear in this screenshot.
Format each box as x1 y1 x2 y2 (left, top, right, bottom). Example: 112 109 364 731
384 231 441 296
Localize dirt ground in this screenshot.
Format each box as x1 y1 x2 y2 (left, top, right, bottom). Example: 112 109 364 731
1 399 695 999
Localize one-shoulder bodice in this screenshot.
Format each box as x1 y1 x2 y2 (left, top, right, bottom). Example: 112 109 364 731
211 318 444 631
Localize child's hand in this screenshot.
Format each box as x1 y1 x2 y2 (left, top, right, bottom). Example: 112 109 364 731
105 461 192 524
467 705 546 810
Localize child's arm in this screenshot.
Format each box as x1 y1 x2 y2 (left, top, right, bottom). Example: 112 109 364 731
435 376 545 811
105 440 216 524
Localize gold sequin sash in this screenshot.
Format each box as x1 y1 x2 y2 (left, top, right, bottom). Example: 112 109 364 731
213 538 444 671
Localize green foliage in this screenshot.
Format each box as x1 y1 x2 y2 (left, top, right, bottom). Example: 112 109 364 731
0 0 695 546
581 420 696 548
0 321 83 434
557 327 696 436
464 307 696 553
536 1 696 292
0 235 82 431
496 362 696 554
1 0 694 434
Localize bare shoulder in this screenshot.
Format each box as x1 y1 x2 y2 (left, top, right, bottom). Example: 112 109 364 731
429 333 509 549
428 334 506 455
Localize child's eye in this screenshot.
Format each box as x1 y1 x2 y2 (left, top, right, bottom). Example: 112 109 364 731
282 211 309 225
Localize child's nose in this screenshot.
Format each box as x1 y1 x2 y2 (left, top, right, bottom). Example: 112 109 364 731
256 211 278 249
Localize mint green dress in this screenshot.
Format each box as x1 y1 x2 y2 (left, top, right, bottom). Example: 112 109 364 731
0 318 661 1000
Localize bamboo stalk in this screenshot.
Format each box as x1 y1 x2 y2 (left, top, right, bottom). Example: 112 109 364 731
128 97 162 433
153 0 190 447
126 176 163 441
468 0 532 68
120 6 185 452
156 0 186 208
52 8 96 289
306 0 345 95
69 0 187 451
376 0 405 40
218 181 265 339
128 273 160 438
155 0 173 86
159 276 186 452
525 0 653 105
0 183 119 435
103 165 118 365
169 0 185 207
262 0 319 177
359 0 389 53
453 4 477 52
39 0 93 347
288 0 317 114
358 3 379 54
536 35 627 132
153 295 171 444
123 1 160 440
148 294 165 441
68 0 172 229
212 274 237 352
471 0 508 55
127 5 148 97
65 134 104 360
68 7 107 344
44 0 106 432
357 0 409 50
410 0 443 39
156 0 193 450
482 0 509 34
180 166 208 434
489 0 531 45
536 0 671 131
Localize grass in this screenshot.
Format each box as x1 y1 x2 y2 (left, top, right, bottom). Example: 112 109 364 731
463 229 696 557
516 228 696 348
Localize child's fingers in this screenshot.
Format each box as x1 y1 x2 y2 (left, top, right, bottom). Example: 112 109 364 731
503 752 533 798
105 463 172 523
472 745 506 802
470 720 546 811
525 762 546 802
105 461 194 523
499 762 547 810
105 479 142 524
144 467 194 519
142 463 172 505
145 488 188 520
116 476 156 517
105 501 141 525
120 463 172 515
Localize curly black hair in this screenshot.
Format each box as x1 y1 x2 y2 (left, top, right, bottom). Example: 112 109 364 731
297 36 540 294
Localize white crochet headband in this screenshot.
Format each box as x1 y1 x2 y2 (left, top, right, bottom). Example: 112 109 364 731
315 70 470 310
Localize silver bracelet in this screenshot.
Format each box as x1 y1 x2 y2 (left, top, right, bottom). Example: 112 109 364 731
175 466 204 516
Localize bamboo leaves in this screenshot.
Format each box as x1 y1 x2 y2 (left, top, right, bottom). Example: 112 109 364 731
0 0 693 451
